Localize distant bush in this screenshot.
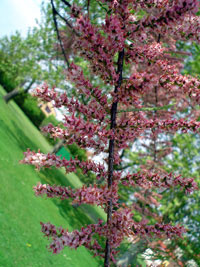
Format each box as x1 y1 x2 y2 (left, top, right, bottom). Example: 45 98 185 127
56 146 72 160
14 91 27 106
67 143 87 162
16 93 45 128
76 168 96 186
0 71 45 128
0 71 17 92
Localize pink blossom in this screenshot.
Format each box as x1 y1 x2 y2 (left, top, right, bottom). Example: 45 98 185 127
21 149 107 179
122 171 198 193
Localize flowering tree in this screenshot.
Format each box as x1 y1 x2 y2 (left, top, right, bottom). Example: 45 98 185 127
22 0 200 266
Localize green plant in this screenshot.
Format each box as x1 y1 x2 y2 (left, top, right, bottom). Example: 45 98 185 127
19 94 45 128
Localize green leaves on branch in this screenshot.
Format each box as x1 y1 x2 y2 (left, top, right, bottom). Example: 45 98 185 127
118 104 174 113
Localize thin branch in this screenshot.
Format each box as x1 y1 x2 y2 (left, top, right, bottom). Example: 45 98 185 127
118 104 174 113
114 164 132 171
96 0 109 13
51 0 79 36
87 0 90 17
60 0 71 8
24 79 35 93
153 86 158 162
157 33 161 43
51 0 70 67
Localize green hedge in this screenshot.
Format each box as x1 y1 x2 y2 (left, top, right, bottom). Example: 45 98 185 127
0 71 17 92
15 93 45 128
0 72 45 128
67 143 87 162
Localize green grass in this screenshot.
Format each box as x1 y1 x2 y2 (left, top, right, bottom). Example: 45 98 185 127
0 86 105 267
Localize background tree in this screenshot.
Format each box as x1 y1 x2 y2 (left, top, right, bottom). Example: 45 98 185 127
157 40 200 265
0 24 67 103
159 133 200 265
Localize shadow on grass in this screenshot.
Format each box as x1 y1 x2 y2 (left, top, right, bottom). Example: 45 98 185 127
38 168 95 229
0 119 39 152
38 167 104 266
39 168 73 188
38 168 105 267
12 121 40 151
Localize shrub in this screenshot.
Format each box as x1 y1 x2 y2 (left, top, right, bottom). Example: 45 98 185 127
17 94 45 128
67 143 87 162
0 71 17 93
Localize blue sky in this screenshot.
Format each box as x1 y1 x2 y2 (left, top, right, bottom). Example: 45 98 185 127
0 0 44 37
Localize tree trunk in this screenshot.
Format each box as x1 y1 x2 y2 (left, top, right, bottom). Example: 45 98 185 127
3 80 35 103
104 49 124 267
3 88 20 103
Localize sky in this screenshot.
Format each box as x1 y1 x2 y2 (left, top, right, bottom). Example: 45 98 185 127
0 0 44 37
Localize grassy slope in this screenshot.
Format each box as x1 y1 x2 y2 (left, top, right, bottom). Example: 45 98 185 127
0 86 105 267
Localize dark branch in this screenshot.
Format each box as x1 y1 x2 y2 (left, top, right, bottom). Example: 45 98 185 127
114 164 132 171
60 0 71 8
104 49 124 267
51 0 70 67
157 33 161 43
51 0 79 36
87 0 90 16
24 79 35 93
97 0 109 13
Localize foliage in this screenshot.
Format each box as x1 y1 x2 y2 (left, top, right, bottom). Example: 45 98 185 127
161 133 200 265
0 31 41 92
149 25 200 265
18 93 45 128
67 143 87 162
21 1 200 266
181 42 200 77
0 68 17 92
0 21 69 100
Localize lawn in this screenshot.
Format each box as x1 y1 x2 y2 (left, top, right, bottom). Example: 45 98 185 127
0 86 105 267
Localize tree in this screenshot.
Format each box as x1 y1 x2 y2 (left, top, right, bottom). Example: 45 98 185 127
0 24 67 103
21 1 200 266
158 134 200 265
